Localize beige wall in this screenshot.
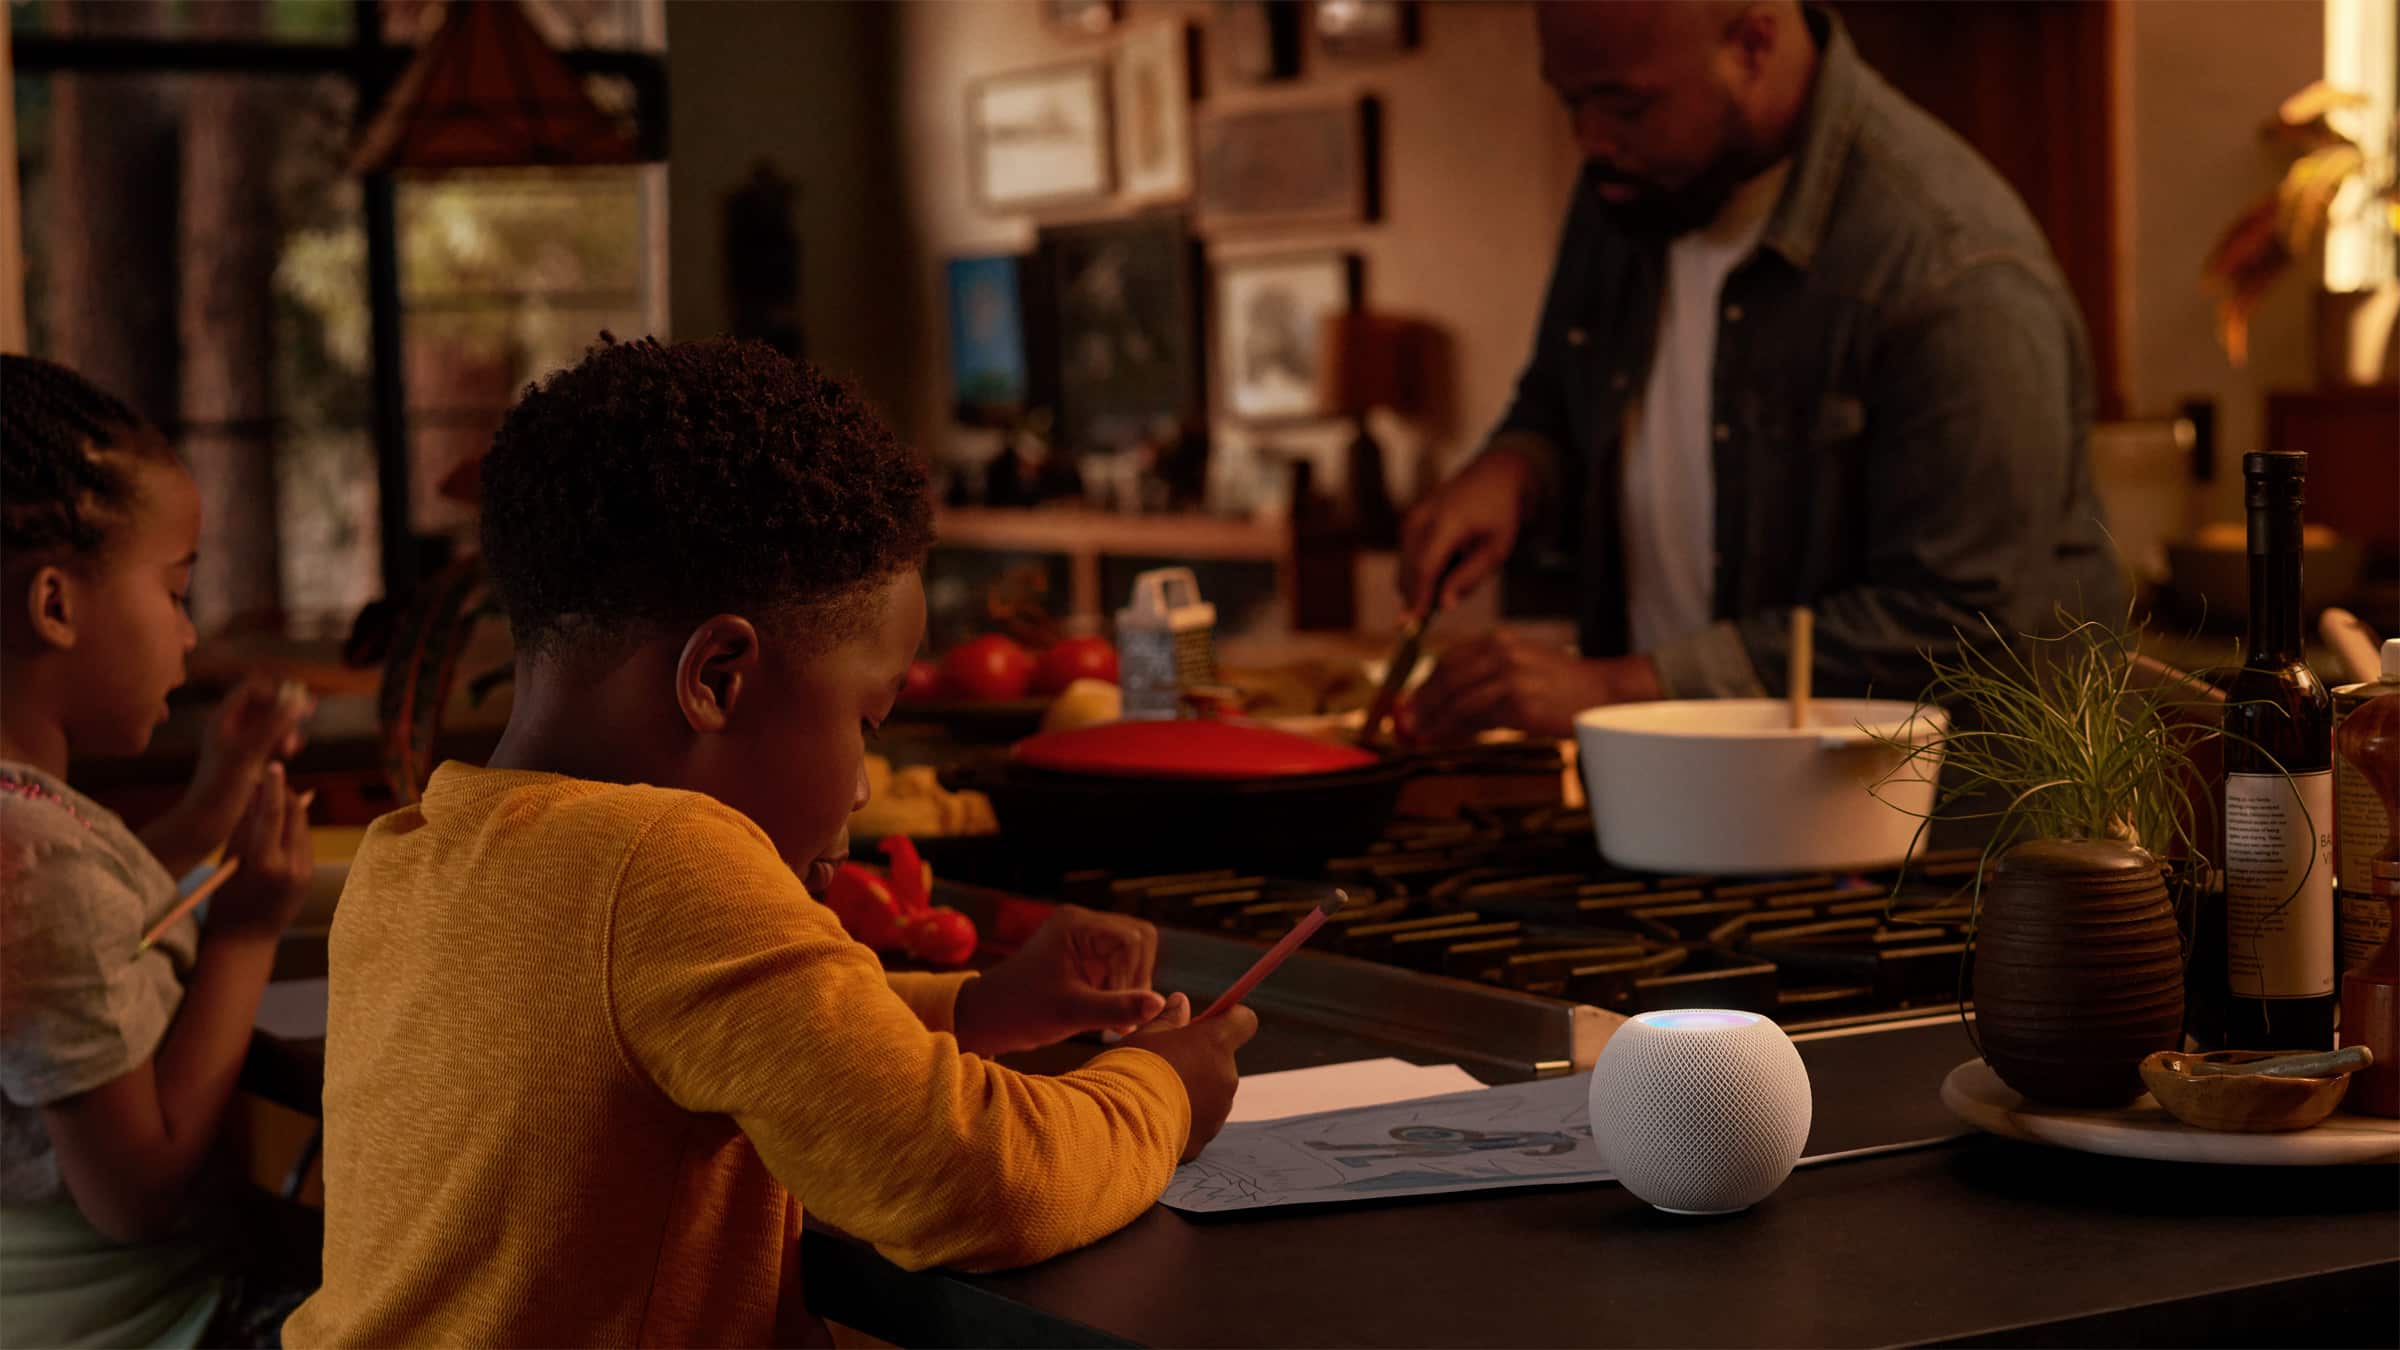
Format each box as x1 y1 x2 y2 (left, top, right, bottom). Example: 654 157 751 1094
2114 0 2324 525
889 0 1581 511
664 0 914 418
661 0 2329 533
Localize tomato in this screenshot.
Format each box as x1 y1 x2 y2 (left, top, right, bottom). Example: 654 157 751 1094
899 659 942 703
903 907 979 966
1033 635 1119 694
939 634 1036 701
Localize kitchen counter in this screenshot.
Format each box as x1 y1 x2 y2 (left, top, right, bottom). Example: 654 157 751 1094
803 1012 2399 1349
245 920 2396 1347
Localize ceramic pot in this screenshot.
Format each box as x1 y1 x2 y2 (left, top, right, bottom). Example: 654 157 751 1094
1973 838 2185 1108
1572 699 1946 875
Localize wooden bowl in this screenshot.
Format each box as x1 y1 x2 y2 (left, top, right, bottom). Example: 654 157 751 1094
2139 1050 2357 1133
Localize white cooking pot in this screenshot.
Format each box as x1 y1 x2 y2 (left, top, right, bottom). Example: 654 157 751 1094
1572 699 1946 875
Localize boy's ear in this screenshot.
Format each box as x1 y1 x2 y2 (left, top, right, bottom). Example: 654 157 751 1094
22 565 78 651
675 614 761 734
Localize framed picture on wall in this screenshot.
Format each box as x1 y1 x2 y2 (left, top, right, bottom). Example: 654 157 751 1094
1047 0 1119 37
1312 0 1417 60
1114 21 1197 203
1211 0 1303 88
1213 251 1361 423
945 254 1031 427
968 61 1114 212
1195 96 1380 230
1034 214 1205 456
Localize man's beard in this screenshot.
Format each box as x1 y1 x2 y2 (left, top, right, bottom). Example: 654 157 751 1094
1587 102 1767 239
1588 166 1743 238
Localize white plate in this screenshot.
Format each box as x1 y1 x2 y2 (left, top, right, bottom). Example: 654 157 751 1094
1940 1058 2400 1165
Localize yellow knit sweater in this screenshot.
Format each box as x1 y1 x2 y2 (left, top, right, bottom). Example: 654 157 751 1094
283 763 1188 1347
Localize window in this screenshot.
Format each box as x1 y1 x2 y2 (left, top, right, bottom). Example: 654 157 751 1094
15 64 375 633
10 0 666 636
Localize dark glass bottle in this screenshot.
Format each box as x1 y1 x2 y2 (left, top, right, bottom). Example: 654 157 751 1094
2220 451 2337 1050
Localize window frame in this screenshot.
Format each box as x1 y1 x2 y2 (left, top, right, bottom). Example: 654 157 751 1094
11 0 669 603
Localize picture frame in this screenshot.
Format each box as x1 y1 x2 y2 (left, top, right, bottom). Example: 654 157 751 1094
967 61 1114 213
1114 21 1197 203
1032 214 1206 456
1212 250 1361 424
1196 95 1380 230
945 254 1032 428
1210 0 1303 89
1046 0 1120 37
1311 0 1418 60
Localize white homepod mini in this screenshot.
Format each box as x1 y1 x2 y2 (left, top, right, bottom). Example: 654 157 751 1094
1586 1009 1813 1215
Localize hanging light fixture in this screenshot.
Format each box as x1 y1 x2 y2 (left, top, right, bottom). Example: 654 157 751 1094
350 0 641 174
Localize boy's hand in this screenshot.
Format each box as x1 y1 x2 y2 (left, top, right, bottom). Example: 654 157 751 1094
206 764 316 941
952 905 1165 1057
1122 994 1257 1161
146 677 315 875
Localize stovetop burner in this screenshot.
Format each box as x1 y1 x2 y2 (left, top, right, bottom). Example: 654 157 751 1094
1021 803 1984 1028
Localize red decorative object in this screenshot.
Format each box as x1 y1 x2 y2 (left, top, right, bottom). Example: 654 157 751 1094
351 0 642 175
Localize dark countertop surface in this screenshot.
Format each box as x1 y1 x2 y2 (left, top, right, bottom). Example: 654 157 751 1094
804 1016 2400 1349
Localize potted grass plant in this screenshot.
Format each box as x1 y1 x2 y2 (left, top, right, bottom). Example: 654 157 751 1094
1875 613 2225 1108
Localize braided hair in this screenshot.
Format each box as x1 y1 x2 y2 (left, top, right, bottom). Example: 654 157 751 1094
2 354 175 564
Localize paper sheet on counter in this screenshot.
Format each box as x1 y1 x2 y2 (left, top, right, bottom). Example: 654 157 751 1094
1227 1058 1485 1123
1165 1072 1611 1214
255 977 329 1042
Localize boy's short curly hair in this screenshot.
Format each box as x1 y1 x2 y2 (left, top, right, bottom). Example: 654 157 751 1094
478 336 933 661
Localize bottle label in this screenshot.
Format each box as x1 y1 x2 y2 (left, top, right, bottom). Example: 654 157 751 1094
2226 771 2336 998
2339 892 2393 975
2334 726 2392 894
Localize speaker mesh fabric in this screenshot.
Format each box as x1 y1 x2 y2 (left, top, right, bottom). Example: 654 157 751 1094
1587 1015 1813 1213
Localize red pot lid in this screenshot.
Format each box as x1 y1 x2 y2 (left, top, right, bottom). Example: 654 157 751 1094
1012 719 1380 780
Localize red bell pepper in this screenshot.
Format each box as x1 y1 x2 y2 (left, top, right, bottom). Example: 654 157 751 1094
822 835 979 965
822 862 908 950
902 907 979 966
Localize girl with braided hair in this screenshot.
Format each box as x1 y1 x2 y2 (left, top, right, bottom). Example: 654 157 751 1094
2 354 321 1346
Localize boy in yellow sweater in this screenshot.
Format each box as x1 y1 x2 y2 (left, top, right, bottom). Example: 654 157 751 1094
284 337 1254 1347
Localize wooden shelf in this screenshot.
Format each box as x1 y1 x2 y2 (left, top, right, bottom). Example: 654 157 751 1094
934 507 1285 560
934 507 1289 619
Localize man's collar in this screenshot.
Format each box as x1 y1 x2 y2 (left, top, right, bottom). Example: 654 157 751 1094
1758 5 1864 271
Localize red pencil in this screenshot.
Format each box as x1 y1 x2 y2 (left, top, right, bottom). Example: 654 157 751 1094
1197 888 1348 1022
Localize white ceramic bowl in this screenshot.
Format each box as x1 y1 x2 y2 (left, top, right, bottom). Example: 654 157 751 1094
1572 698 1945 875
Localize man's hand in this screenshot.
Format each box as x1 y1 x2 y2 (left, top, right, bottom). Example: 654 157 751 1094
1414 632 1661 741
952 906 1166 1057
1398 445 1539 618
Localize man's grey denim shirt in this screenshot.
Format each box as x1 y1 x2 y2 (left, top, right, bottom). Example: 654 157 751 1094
1489 7 2124 700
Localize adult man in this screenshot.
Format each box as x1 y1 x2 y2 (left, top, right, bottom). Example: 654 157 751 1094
1402 1 2123 741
